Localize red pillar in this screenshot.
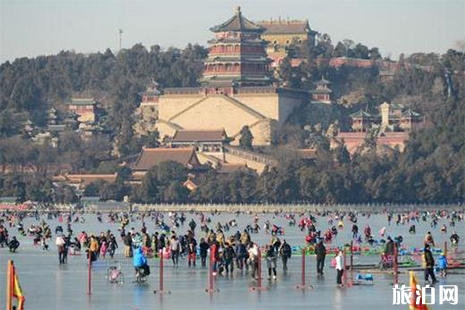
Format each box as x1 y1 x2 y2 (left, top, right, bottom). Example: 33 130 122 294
349 241 354 286
295 247 313 290
249 246 266 292
343 249 347 286
160 249 164 291
350 241 354 270
87 252 92 295
206 249 217 293
154 248 170 294
393 243 398 285
301 249 306 286
257 248 263 288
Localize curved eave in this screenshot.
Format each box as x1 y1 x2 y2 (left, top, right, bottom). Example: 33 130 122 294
207 39 267 45
210 24 265 33
210 10 264 33
204 57 271 63
310 89 332 94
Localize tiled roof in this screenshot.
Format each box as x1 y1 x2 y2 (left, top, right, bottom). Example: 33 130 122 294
210 7 264 33
64 173 117 186
205 56 270 63
310 88 332 94
315 78 331 85
350 110 374 118
183 179 198 191
47 124 66 132
258 20 310 35
298 148 317 160
70 98 96 106
172 130 226 142
139 89 160 96
208 38 265 45
199 75 272 86
390 103 404 111
401 109 421 118
132 148 201 171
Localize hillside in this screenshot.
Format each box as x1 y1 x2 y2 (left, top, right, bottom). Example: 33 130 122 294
0 42 464 204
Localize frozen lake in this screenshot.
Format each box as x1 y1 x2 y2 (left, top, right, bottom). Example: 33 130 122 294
1 210 464 309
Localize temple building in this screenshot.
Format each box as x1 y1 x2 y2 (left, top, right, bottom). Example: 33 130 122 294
53 173 118 191
130 147 203 183
332 102 424 154
139 84 161 118
257 19 317 68
349 102 424 132
67 98 97 123
348 110 374 132
310 78 333 104
143 7 308 146
134 84 161 136
166 129 228 152
199 8 272 88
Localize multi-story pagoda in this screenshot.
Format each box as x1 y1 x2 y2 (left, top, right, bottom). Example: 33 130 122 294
199 6 272 90
142 7 307 147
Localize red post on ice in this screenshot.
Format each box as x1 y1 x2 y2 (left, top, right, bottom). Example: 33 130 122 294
349 241 354 286
295 247 313 290
206 249 216 293
343 249 347 286
160 249 164 291
301 248 306 286
154 248 170 294
444 241 447 257
257 248 263 289
87 252 92 295
350 241 354 270
393 243 398 285
249 246 266 292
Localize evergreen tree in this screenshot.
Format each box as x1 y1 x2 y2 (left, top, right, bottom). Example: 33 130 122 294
239 125 253 150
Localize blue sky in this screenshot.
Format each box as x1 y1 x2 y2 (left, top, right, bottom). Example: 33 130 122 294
0 0 464 63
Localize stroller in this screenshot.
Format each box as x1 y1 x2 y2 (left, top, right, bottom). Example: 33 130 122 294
107 264 124 284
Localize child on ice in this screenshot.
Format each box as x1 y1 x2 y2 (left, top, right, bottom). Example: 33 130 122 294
438 253 448 277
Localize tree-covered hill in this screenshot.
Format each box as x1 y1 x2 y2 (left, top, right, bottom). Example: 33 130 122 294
0 44 207 135
0 41 463 204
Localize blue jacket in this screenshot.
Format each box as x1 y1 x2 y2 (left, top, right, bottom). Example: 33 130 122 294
438 255 448 269
133 247 147 267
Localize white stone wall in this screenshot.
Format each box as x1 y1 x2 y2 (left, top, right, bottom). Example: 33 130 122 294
154 91 302 146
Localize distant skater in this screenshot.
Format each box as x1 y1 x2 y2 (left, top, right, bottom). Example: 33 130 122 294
315 240 326 275
423 244 437 284
278 239 292 271
8 236 20 253
55 234 66 264
335 250 344 288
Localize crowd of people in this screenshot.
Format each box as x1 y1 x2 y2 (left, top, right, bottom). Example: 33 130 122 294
1 208 464 287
